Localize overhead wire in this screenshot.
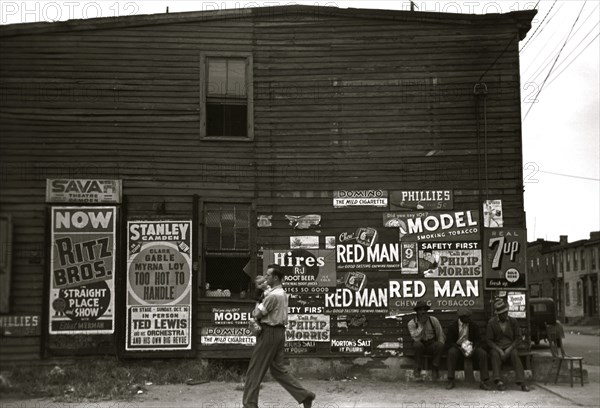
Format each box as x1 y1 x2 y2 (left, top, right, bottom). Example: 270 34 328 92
523 0 588 121
524 3 597 84
520 0 558 53
530 170 600 182
546 32 600 88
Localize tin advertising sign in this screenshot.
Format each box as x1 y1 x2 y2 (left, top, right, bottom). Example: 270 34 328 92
483 228 527 290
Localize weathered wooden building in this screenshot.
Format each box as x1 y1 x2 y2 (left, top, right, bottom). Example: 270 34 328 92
0 6 535 366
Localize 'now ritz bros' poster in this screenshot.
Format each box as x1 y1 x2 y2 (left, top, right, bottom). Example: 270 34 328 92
49 206 116 334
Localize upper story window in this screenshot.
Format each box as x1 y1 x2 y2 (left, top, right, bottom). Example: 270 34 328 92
574 250 578 270
592 248 597 269
580 249 585 269
200 54 254 141
566 252 570 271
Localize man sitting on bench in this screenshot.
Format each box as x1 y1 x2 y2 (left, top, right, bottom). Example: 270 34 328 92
486 298 530 392
408 301 445 380
445 308 492 390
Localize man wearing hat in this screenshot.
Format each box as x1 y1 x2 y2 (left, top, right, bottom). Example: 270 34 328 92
445 308 492 390
486 298 530 392
408 300 445 380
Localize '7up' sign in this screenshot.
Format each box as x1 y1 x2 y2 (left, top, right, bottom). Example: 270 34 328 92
483 228 527 290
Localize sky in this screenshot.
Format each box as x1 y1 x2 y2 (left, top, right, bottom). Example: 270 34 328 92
1 0 598 243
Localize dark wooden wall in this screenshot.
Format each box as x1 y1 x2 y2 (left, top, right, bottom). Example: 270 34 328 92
0 7 532 362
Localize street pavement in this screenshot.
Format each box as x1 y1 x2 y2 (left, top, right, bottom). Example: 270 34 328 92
1 328 599 408
2 371 599 408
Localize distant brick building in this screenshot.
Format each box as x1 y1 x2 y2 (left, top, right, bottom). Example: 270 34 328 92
528 232 600 323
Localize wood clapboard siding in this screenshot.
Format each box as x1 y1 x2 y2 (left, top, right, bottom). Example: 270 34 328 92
0 6 533 361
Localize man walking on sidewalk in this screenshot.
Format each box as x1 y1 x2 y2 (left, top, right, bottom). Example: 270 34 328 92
445 308 492 390
486 298 530 392
243 264 316 408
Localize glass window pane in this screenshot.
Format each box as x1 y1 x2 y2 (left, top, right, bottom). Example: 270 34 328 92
227 59 246 97
208 58 227 96
221 210 235 249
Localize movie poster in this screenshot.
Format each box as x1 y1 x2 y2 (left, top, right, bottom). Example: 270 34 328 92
49 207 116 334
126 220 193 351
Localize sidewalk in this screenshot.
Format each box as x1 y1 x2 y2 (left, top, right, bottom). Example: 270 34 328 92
2 372 599 408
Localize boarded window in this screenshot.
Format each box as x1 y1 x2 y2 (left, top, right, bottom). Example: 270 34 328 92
201 55 253 140
203 203 251 297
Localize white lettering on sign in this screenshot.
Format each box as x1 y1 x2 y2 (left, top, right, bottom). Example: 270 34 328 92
56 211 113 229
272 251 325 267
336 243 399 263
129 223 189 240
388 280 426 298
434 280 479 297
407 211 477 233
325 288 388 308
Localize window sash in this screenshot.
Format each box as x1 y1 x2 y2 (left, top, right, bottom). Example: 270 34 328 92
200 53 254 140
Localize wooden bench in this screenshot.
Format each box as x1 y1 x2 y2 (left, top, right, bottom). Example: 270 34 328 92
422 350 533 382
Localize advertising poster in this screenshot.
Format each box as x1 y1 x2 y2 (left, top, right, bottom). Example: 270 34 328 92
46 179 121 203
507 292 527 318
336 227 401 271
483 228 527 290
126 220 192 351
285 341 317 354
49 206 116 334
333 190 388 208
401 242 418 274
212 306 254 326
383 210 480 242
290 236 319 249
330 338 373 354
388 278 483 315
200 326 255 346
389 190 453 211
286 314 330 342
324 287 389 314
418 242 482 278
263 249 336 294
483 200 503 228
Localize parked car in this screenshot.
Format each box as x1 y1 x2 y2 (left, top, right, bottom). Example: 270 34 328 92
529 297 557 345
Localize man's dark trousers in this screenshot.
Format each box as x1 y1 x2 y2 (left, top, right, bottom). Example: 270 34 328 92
489 348 525 383
413 339 444 370
243 325 311 408
447 346 489 380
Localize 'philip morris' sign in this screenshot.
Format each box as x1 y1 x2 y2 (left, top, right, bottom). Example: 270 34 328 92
46 179 122 203
397 210 480 242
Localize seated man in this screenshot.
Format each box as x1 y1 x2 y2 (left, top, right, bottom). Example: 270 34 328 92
445 308 492 390
408 301 445 380
486 298 530 392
